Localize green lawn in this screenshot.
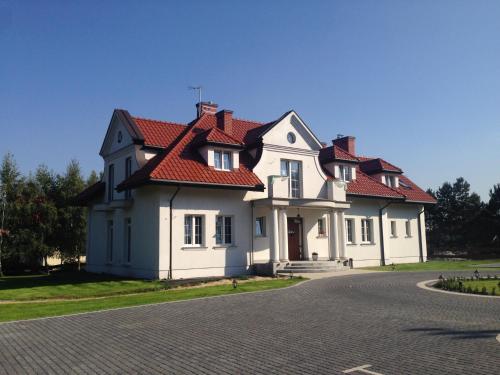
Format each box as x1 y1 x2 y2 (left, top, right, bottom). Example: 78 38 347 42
461 279 500 295
0 273 304 322
0 272 166 301
363 259 500 272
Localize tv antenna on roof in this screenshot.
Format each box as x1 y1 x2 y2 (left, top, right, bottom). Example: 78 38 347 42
189 85 203 117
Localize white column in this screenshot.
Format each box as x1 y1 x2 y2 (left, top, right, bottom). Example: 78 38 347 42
279 208 289 261
329 210 338 260
270 207 280 262
338 211 347 259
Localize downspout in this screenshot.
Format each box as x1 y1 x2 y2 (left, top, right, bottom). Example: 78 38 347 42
378 201 395 266
417 206 425 263
168 186 181 279
250 201 255 268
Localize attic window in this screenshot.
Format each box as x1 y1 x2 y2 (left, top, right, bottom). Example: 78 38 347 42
117 131 123 143
287 132 296 144
214 150 232 171
399 181 411 189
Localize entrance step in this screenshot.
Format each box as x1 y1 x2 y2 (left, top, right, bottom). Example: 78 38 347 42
276 260 350 274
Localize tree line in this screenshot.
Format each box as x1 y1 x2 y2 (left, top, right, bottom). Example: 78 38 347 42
0 153 99 275
426 177 500 258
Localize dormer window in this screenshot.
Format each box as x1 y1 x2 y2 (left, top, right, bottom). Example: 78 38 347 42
339 165 352 182
214 150 232 171
385 175 397 188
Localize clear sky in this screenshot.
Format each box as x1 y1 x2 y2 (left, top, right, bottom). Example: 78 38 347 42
1 0 499 200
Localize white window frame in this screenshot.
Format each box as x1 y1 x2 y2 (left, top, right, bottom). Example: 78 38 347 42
106 220 114 263
385 175 396 188
214 150 232 171
184 215 204 246
255 216 266 237
405 220 412 237
339 165 352 182
124 218 132 264
280 159 302 198
390 220 397 238
345 218 355 244
361 219 373 243
317 218 327 237
216 215 233 245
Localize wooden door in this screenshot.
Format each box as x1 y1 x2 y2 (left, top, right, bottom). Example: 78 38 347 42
287 218 302 261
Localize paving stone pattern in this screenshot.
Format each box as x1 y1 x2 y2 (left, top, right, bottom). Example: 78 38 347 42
0 272 499 374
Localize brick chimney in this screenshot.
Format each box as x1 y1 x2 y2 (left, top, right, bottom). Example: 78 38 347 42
216 109 233 135
333 135 356 155
196 101 218 117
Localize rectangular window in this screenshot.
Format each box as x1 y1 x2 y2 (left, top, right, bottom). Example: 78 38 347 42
222 151 232 170
405 220 412 237
390 220 397 237
339 165 352 182
106 220 114 262
317 218 326 236
184 215 203 246
280 159 302 198
345 219 354 243
108 164 114 201
124 218 131 263
386 175 395 188
214 150 232 170
255 217 266 237
125 157 132 199
214 151 222 169
361 219 372 243
216 216 233 245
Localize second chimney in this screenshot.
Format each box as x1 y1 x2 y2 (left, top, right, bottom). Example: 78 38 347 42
333 135 356 155
196 101 218 117
216 109 233 135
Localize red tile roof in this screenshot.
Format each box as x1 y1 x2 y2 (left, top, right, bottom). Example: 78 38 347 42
319 145 359 163
133 117 187 148
395 175 437 203
112 109 433 202
194 127 244 147
359 157 403 173
347 169 404 199
118 114 265 191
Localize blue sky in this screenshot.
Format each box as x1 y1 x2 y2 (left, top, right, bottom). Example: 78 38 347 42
1 0 499 200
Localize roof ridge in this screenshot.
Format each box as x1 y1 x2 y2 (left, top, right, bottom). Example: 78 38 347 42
232 116 265 125
132 115 187 127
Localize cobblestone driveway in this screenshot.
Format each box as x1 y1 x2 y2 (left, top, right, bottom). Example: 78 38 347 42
0 272 499 374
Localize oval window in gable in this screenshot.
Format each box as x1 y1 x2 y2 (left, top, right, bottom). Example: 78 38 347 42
287 132 296 144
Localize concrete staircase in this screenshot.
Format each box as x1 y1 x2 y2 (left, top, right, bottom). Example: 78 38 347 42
276 260 350 275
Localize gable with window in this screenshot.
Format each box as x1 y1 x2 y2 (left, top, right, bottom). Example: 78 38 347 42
280 159 302 198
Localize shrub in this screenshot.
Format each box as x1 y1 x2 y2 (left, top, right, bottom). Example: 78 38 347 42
481 286 488 295
473 286 479 294
466 286 473 293
491 287 496 296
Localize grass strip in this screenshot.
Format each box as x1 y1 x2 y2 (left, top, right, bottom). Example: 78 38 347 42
0 278 304 323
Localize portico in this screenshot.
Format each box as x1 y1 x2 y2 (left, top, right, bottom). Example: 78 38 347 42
253 197 350 264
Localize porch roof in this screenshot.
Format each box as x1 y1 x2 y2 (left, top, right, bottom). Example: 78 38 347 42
252 197 350 210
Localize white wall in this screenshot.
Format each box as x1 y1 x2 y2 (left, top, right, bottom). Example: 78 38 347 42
158 187 253 279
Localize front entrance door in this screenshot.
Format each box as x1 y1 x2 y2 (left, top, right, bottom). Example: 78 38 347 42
287 218 302 261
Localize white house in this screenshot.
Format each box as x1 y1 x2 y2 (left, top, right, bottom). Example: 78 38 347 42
76 102 436 279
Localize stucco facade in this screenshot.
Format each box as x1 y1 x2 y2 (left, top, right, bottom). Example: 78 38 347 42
81 105 434 279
